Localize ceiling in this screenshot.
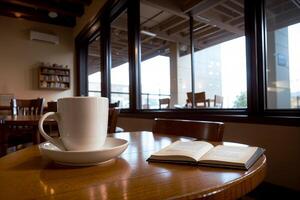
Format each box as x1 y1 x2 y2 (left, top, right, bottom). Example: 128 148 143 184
94 0 299 71
1 0 297 75
88 0 247 73
0 0 92 27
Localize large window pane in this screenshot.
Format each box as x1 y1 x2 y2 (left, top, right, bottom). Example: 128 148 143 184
193 0 247 109
140 3 192 109
266 0 300 109
111 10 129 108
88 35 101 97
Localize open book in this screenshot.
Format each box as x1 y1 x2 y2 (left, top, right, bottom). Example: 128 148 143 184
147 141 265 170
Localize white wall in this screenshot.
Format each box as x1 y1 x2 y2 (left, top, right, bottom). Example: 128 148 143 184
117 117 300 191
0 16 74 103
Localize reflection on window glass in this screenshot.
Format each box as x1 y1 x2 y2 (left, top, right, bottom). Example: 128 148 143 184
140 3 192 109
139 0 246 109
88 35 101 97
111 62 129 108
111 10 129 108
194 37 247 108
193 0 246 109
178 44 192 107
141 56 170 109
266 0 300 109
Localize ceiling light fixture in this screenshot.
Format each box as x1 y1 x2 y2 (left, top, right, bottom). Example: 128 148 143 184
14 12 22 18
197 16 210 22
141 30 157 37
48 11 58 18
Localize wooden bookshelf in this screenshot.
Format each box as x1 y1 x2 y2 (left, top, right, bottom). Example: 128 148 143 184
38 66 70 90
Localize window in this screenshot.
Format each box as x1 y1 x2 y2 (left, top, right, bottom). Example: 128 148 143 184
265 0 300 109
111 10 130 108
139 1 246 110
139 3 192 109
88 35 101 97
76 0 299 124
193 0 247 109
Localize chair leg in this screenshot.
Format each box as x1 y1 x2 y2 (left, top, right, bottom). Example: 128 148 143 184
33 127 41 144
0 125 9 157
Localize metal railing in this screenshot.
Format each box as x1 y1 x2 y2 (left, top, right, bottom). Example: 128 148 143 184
88 90 170 108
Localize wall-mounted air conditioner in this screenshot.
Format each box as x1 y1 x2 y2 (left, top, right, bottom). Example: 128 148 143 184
30 30 59 45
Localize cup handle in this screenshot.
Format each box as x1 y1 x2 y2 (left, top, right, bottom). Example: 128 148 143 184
38 112 66 150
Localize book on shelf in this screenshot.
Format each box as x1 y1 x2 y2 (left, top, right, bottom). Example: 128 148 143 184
147 140 265 170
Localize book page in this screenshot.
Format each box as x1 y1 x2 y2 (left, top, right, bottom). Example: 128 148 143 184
199 145 258 165
150 141 214 162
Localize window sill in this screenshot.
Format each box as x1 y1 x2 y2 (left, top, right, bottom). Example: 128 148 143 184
119 109 300 127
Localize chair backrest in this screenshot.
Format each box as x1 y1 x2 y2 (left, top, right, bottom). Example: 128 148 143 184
152 118 224 141
108 107 120 133
47 101 57 112
10 98 44 116
214 95 223 108
186 92 207 107
159 98 170 109
109 100 120 108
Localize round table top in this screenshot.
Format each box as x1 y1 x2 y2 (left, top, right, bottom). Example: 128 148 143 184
0 131 266 200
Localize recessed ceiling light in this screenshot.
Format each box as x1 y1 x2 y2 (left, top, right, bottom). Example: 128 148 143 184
15 12 22 18
141 30 157 37
48 11 58 18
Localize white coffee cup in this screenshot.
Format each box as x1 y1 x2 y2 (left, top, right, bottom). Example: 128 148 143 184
39 97 108 151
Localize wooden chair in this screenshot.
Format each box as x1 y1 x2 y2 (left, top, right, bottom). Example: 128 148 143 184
8 98 45 148
152 118 224 141
186 92 207 107
108 107 120 133
213 95 224 108
109 100 120 108
11 98 44 116
159 98 170 109
47 101 57 112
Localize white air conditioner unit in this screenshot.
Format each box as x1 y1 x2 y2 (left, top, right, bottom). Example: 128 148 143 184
30 30 59 45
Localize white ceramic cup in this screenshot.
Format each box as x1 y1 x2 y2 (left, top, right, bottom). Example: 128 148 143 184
39 97 108 151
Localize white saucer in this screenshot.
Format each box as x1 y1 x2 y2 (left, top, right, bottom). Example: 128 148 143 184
39 137 128 166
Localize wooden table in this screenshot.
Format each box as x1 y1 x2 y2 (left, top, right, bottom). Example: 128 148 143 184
0 115 55 156
0 131 266 200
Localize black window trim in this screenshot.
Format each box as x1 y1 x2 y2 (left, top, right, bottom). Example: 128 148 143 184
75 0 300 127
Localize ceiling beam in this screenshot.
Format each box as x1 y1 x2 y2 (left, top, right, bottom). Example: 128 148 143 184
112 19 190 46
141 44 170 61
66 0 92 6
0 2 75 27
222 1 244 15
193 26 220 39
166 20 190 35
150 16 186 32
183 0 226 15
214 4 240 18
141 0 182 14
195 15 243 35
0 0 84 17
141 0 243 35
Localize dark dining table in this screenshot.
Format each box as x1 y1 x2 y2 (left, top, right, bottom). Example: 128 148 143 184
0 131 267 200
0 115 55 156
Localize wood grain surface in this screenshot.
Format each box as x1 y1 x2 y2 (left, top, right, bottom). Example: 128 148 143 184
0 131 266 200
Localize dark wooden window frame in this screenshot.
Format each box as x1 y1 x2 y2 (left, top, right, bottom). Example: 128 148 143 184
75 0 300 126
